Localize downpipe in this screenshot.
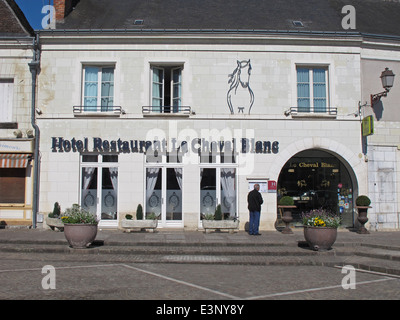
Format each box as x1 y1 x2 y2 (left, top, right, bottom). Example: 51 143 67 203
29 34 41 229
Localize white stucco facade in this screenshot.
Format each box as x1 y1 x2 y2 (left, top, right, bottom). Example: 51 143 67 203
36 31 396 231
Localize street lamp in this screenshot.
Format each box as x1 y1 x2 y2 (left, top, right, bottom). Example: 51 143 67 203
371 68 395 105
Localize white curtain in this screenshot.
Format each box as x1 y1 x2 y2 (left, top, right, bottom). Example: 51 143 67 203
84 67 99 111
82 167 96 190
101 67 114 111
174 168 182 190
109 167 118 191
146 168 160 202
221 168 236 217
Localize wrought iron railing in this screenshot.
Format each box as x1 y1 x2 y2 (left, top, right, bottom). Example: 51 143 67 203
290 106 338 116
142 106 191 115
73 106 122 114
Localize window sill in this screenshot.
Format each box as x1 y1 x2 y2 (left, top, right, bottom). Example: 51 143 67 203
142 106 192 117
73 106 123 117
289 107 337 119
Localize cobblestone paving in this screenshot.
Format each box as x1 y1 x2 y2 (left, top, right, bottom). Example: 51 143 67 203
0 252 398 300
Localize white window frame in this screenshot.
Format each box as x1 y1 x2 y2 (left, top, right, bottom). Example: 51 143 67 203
150 64 183 112
81 65 115 111
0 79 14 123
296 65 330 113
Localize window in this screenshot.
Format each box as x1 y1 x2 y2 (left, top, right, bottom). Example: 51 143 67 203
0 79 14 122
83 66 114 111
151 65 182 113
297 67 328 113
0 168 25 203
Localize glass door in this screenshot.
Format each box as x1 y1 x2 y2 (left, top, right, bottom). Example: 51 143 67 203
81 155 118 226
200 167 237 220
145 167 183 227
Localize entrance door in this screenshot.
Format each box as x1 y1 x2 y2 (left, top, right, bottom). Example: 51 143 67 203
81 155 118 226
200 167 237 220
277 150 355 227
145 167 183 227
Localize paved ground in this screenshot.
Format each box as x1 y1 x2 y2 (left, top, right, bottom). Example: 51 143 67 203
0 228 399 306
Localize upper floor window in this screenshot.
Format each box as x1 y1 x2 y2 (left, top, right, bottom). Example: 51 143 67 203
151 65 183 113
83 66 115 112
297 67 328 113
0 79 14 123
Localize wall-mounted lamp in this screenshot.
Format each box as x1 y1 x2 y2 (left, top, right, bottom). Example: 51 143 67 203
371 68 395 105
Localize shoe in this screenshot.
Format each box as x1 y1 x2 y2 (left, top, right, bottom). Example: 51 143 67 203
254 233 261 236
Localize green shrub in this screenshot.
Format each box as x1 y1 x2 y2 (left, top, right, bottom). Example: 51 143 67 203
279 196 294 206
49 202 61 218
125 214 133 220
356 195 371 206
136 204 143 220
214 204 222 220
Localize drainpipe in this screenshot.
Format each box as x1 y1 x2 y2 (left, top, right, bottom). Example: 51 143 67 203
28 33 41 229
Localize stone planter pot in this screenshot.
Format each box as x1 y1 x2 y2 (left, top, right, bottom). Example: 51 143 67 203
202 219 239 234
303 226 338 251
278 205 296 234
64 224 98 249
45 217 64 231
356 206 371 234
121 219 158 232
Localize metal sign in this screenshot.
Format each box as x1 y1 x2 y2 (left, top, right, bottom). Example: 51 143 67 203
362 115 374 137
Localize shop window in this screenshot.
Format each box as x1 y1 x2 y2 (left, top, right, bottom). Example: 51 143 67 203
0 79 14 123
277 150 354 227
0 168 25 203
297 67 329 113
82 66 115 112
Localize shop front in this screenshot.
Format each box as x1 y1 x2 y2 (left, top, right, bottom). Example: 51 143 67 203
277 149 357 228
0 139 34 226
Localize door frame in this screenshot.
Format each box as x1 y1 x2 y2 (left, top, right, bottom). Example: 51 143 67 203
79 154 119 228
144 164 184 228
198 165 238 228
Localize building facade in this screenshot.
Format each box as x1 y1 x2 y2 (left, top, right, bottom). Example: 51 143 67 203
35 0 400 231
0 0 36 227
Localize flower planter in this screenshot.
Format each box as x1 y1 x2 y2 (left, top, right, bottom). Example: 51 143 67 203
202 219 239 234
356 206 371 234
278 205 296 234
45 217 64 231
64 224 98 249
121 219 158 232
303 226 337 251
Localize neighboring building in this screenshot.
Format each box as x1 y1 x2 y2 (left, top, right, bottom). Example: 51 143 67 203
36 0 400 231
0 0 36 227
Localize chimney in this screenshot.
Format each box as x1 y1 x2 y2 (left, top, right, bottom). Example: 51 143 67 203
54 0 78 21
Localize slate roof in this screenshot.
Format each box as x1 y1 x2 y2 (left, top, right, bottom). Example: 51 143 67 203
57 0 400 38
0 0 33 37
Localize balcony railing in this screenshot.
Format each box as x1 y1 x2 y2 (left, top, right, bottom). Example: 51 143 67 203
289 106 337 116
73 106 122 115
142 106 191 115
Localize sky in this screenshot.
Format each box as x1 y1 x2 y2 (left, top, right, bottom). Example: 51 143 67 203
15 0 54 30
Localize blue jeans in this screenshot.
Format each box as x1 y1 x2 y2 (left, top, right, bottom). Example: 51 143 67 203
249 211 260 235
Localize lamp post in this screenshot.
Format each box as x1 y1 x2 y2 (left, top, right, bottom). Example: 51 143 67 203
371 68 395 106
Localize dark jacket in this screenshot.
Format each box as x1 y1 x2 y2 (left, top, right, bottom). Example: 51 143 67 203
247 189 263 212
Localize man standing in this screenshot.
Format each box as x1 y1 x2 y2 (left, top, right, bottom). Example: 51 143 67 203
247 184 264 235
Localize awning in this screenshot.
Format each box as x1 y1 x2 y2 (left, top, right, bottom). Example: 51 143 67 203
0 153 32 168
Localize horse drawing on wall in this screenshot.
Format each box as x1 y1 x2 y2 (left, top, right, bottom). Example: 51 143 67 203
227 60 254 114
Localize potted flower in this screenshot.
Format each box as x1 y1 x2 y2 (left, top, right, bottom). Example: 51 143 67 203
302 209 341 251
277 196 296 234
46 202 64 231
355 195 372 234
121 204 158 232
61 204 98 249
202 205 239 234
